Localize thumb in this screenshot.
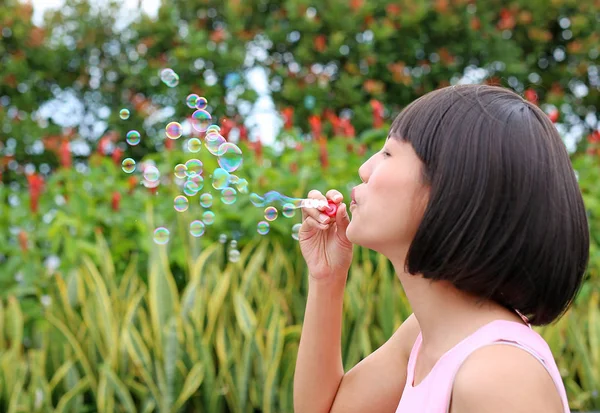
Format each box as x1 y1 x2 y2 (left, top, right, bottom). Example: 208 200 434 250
335 203 350 234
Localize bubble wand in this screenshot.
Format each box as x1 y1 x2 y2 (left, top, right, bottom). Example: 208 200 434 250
250 191 339 217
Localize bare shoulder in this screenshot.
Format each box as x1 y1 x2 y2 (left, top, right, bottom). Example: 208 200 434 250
450 344 564 413
396 313 421 356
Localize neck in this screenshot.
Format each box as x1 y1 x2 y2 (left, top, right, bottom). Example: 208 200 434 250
391 261 523 357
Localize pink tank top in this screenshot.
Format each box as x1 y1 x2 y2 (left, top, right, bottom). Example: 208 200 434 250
395 319 570 412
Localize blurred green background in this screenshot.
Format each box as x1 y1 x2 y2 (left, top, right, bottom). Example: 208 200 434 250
1 0 599 411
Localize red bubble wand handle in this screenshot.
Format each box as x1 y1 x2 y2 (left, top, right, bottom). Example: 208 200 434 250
324 199 338 217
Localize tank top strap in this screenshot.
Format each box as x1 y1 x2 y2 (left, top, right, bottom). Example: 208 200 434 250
405 332 423 386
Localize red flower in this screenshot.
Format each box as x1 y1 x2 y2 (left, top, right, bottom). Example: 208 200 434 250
370 99 384 128
164 136 175 150
18 231 28 252
239 125 249 142
340 118 355 138
111 191 121 211
97 135 111 155
59 140 72 168
524 89 538 105
357 144 367 156
588 131 600 144
319 140 329 169
26 173 44 214
128 176 138 194
309 115 322 140
281 107 294 130
290 161 298 174
548 109 560 123
314 35 327 53
111 147 124 165
220 118 235 139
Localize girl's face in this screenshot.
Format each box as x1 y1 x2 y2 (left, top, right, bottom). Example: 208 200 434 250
346 138 430 259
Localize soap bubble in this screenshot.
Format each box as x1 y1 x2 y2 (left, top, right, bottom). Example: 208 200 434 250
184 159 203 176
126 130 141 146
292 223 302 240
212 168 230 190
235 178 249 194
257 221 270 235
153 227 170 244
217 142 243 172
144 165 160 182
186 94 199 109
219 233 227 244
205 133 226 155
174 195 189 212
174 164 187 179
264 206 278 221
191 109 212 132
166 122 183 139
221 187 237 205
188 138 202 153
282 203 296 218
228 249 241 263
202 211 215 225
200 193 213 208
190 220 205 237
160 68 179 87
119 109 130 120
229 240 238 249
183 180 200 196
196 96 208 110
206 125 221 134
122 158 136 173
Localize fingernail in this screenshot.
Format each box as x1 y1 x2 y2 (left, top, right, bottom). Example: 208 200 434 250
334 194 343 202
319 213 330 223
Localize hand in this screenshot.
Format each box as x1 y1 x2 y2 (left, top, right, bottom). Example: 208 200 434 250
299 189 353 282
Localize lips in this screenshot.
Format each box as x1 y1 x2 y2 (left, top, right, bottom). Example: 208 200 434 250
351 187 358 205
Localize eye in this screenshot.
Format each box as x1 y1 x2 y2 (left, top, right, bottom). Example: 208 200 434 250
381 150 391 158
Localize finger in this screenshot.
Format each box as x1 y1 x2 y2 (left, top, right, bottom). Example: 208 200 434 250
325 189 344 203
302 190 328 222
335 203 350 233
301 216 331 232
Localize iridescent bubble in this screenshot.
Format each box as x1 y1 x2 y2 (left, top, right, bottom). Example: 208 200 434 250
219 233 227 244
206 125 221 134
257 221 270 235
217 143 243 172
160 68 179 87
174 164 187 179
250 193 264 207
188 138 202 153
235 178 249 194
126 130 141 146
174 195 189 212
202 211 215 225
264 206 278 221
229 174 240 184
122 158 136 173
188 174 204 190
119 109 130 120
292 223 302 240
153 227 170 244
196 96 208 110
183 180 200 196
166 122 183 139
229 240 238 249
228 249 241 263
191 109 212 132
190 220 205 237
186 94 199 109
144 165 160 182
185 159 203 176
205 133 226 155
212 168 230 190
283 203 296 218
200 193 213 208
221 187 237 205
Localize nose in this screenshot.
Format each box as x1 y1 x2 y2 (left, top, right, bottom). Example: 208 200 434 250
358 158 371 183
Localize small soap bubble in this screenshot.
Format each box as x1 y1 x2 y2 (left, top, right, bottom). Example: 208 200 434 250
153 227 170 244
174 164 187 179
205 133 226 155
144 165 160 182
228 249 241 263
235 178 249 194
202 210 215 225
196 96 208 110
174 195 189 212
183 180 200 196
212 168 230 190
190 220 205 237
206 125 221 134
283 203 296 218
186 94 199 109
185 159 203 176
187 174 204 192
264 206 278 221
217 142 243 172
219 233 227 244
119 109 130 120
188 138 202 153
122 158 136 173
200 193 213 208
221 187 237 205
292 223 302 240
166 122 183 139
250 193 264 207
191 109 212 132
126 130 141 146
229 174 240 184
229 240 238 249
257 221 270 235
160 68 179 87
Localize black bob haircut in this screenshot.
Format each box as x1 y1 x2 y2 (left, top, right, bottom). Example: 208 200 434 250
391 84 589 326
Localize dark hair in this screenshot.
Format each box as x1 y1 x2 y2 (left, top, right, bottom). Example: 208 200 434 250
391 84 589 326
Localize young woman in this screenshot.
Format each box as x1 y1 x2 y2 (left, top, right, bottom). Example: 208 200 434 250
293 84 589 413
